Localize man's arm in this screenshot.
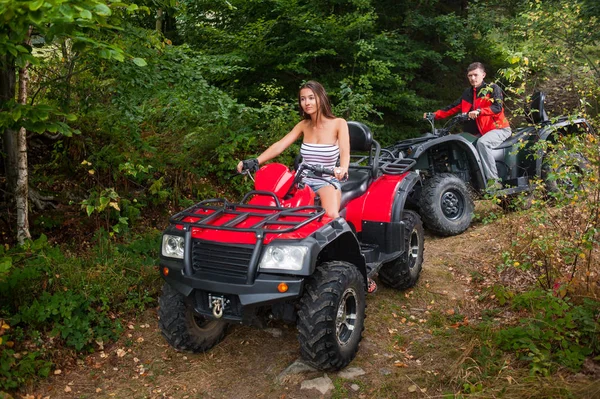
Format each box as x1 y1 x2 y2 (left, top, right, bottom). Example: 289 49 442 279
434 96 462 119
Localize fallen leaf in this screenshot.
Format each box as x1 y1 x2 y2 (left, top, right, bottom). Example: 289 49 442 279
65 386 72 393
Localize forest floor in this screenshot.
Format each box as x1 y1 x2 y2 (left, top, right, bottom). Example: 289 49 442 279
20 202 600 399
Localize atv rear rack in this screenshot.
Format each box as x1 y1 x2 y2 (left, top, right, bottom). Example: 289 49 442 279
349 154 416 175
379 158 416 175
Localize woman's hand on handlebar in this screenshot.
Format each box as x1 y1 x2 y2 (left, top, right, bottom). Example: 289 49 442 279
237 158 259 173
334 166 348 182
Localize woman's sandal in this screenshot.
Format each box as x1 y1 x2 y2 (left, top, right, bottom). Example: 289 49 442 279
367 278 378 294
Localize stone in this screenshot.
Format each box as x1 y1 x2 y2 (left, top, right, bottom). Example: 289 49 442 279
275 359 316 384
300 374 334 395
338 367 366 379
263 328 283 338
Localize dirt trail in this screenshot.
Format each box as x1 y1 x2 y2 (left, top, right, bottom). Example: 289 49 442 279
25 220 506 399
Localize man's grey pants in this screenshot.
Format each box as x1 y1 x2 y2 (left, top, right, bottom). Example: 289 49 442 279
476 127 512 183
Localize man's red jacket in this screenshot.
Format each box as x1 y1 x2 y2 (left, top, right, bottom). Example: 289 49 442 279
434 82 510 135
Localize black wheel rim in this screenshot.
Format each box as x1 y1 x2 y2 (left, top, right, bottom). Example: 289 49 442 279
336 288 358 346
408 228 421 269
440 189 465 220
556 165 582 192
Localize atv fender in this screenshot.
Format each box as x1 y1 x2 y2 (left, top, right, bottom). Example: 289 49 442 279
344 171 420 264
411 135 486 190
345 171 420 230
311 224 368 287
534 118 594 175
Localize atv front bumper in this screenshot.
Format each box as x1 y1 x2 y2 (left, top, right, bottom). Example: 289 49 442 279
161 260 303 322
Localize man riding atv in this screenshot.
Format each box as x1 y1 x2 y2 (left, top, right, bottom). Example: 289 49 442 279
425 62 512 191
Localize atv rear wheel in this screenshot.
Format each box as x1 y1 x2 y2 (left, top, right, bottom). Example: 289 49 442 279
158 282 227 352
297 262 365 370
420 174 474 236
379 211 424 290
542 154 589 198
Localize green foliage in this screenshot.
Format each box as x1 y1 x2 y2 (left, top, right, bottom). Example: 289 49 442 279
0 0 147 140
14 290 122 351
0 232 160 391
495 290 599 375
500 134 599 294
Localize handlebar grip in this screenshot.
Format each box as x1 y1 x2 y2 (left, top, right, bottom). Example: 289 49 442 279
241 158 259 173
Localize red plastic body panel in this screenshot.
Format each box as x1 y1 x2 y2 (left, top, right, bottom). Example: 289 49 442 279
344 172 409 233
177 164 330 245
176 163 409 244
254 163 294 197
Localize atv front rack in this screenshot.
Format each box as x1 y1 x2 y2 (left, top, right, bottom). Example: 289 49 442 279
170 194 326 282
170 194 325 235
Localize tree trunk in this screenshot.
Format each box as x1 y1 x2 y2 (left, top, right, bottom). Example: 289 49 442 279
156 9 163 33
1 27 33 244
16 58 31 243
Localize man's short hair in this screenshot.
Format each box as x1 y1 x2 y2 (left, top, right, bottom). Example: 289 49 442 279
467 62 486 72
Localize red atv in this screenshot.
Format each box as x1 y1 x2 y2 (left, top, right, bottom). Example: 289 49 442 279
158 121 424 370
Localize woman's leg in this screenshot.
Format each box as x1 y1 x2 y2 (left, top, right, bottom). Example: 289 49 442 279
317 185 341 218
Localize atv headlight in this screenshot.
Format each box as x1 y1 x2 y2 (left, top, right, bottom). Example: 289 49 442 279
259 245 308 271
162 234 184 259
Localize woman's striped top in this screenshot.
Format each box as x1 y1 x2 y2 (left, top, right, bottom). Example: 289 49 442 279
300 142 339 187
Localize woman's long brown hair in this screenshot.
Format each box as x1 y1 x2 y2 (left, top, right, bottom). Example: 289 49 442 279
298 80 335 121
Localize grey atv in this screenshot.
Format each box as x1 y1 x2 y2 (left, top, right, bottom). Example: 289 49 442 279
383 92 594 236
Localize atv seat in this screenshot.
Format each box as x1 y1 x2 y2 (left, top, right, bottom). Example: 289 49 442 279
493 126 536 150
340 121 378 208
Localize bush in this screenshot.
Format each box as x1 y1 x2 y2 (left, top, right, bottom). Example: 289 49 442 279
499 133 600 297
0 232 161 391
495 289 599 375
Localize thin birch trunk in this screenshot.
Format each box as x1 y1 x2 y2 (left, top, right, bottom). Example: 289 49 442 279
16 27 33 244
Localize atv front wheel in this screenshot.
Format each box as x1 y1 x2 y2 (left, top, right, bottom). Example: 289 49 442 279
297 262 366 370
158 282 227 352
420 174 474 236
379 211 424 290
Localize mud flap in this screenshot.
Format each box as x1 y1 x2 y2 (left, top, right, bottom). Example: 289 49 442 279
361 220 404 254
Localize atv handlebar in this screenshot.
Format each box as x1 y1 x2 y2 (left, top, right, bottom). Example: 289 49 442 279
425 113 469 137
301 163 336 177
